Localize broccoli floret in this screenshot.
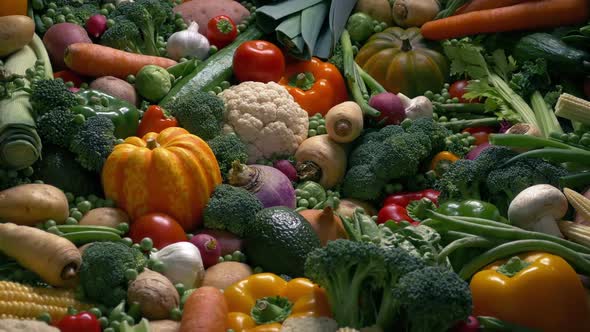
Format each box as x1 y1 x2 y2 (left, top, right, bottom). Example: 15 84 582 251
109 3 158 55
341 164 385 201
435 159 482 202
36 107 82 148
304 240 387 328
79 241 147 307
405 117 452 152
394 266 472 332
69 115 116 172
207 134 248 179
71 3 100 23
100 18 144 54
165 91 225 140
30 79 77 116
203 184 263 237
328 41 344 73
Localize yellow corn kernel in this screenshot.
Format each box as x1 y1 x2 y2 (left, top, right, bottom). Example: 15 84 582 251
555 93 590 125
559 220 590 247
0 281 93 321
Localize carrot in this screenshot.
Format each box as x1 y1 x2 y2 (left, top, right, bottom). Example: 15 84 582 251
0 223 81 288
64 43 177 79
180 286 228 332
421 0 590 40
455 0 538 14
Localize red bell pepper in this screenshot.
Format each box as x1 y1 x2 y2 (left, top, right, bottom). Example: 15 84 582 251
136 105 178 137
53 70 85 88
462 126 496 145
56 312 100 332
383 189 440 208
377 204 418 225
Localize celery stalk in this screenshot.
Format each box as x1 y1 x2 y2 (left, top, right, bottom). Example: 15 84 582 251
531 91 563 137
489 74 538 126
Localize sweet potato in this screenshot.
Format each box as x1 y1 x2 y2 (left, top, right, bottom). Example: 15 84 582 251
173 0 250 36
0 184 69 226
89 76 139 106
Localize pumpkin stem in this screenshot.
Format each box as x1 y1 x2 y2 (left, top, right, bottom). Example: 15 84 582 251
146 138 159 150
401 37 412 52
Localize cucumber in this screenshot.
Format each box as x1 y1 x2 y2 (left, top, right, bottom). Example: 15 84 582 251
513 33 590 76
160 25 263 106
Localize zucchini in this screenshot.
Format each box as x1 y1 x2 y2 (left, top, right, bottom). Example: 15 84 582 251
160 25 263 106
513 33 590 76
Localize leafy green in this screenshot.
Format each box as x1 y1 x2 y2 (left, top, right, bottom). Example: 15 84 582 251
509 59 551 99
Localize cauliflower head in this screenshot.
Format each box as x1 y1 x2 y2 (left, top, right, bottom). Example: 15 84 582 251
219 81 309 163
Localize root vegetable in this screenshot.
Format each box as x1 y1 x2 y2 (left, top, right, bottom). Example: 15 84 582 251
78 207 129 228
392 0 440 28
202 261 253 290
85 14 107 39
0 223 81 287
42 23 92 70
228 162 296 209
355 0 394 26
149 320 181 332
325 102 364 143
273 159 298 182
180 286 228 332
189 234 221 268
89 76 139 106
294 135 347 189
0 184 69 226
0 15 35 57
127 269 180 320
298 206 348 246
369 92 406 126
196 229 243 255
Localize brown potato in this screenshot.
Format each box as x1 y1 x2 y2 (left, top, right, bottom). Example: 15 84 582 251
79 207 130 228
0 16 35 57
127 269 179 320
0 184 69 226
90 76 139 106
149 320 180 332
202 262 252 290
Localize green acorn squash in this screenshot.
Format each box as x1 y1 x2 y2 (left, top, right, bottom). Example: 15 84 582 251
355 27 449 98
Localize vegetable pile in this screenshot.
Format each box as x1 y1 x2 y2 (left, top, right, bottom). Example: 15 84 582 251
2 0 590 331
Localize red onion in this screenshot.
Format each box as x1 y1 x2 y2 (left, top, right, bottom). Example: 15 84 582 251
369 92 406 125
466 142 491 160
273 159 298 182
228 161 296 209
190 233 221 268
196 229 243 255
85 14 108 39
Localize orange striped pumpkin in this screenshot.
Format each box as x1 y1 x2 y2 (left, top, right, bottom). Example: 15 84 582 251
102 127 222 231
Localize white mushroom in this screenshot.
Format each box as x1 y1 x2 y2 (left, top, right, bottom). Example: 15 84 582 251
508 184 568 237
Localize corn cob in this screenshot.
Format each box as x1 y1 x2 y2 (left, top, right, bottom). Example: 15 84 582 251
0 281 92 321
555 94 590 126
559 220 590 248
564 188 590 221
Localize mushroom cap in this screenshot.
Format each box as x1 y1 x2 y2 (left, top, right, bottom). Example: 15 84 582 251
508 184 568 226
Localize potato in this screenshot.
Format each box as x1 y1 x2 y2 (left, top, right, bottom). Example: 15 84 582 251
173 0 250 36
79 207 130 228
355 0 393 26
0 16 35 57
127 269 179 320
0 319 59 332
202 262 252 290
149 320 180 332
42 23 92 70
0 184 68 226
90 76 139 106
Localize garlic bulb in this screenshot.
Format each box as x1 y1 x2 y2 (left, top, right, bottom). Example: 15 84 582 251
151 242 205 288
398 93 434 120
166 21 210 61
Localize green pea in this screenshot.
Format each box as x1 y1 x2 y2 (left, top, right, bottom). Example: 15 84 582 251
309 120 319 129
308 197 318 207
42 17 54 27
125 269 138 281
99 318 110 329
117 223 130 234
65 217 78 225
37 312 52 323
109 321 120 330
44 219 57 229
316 125 326 133
224 254 233 261
103 199 115 208
71 210 84 221
175 283 185 295
232 251 242 261
170 308 183 321
308 129 317 137
140 238 153 251
152 260 165 273
298 199 310 208
77 200 93 213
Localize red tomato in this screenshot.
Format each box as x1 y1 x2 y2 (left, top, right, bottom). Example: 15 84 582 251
233 40 285 83
130 213 187 249
463 126 496 145
449 80 480 104
56 312 100 332
377 204 417 225
207 15 237 49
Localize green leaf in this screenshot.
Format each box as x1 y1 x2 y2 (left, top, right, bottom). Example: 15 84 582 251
256 0 324 34
300 1 329 60
442 39 489 80
328 0 357 50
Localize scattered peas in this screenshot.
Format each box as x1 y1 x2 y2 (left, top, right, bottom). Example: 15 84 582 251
99 317 109 329
65 217 78 225
124 269 138 281
77 200 93 214
37 312 52 323
71 210 84 221
140 238 153 251
170 307 183 321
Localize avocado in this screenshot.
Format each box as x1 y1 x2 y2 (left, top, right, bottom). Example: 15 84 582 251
513 33 590 76
245 207 321 277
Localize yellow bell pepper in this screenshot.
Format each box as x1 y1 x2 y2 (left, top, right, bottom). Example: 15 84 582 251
470 252 590 332
224 273 331 332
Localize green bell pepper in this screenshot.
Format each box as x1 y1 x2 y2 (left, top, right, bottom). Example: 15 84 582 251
437 199 505 222
71 89 140 139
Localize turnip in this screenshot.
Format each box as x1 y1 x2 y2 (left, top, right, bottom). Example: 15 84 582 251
273 159 298 182
190 233 221 268
369 92 406 125
43 23 92 70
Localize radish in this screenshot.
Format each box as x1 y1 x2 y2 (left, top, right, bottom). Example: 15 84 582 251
85 14 107 39
273 159 298 182
452 316 479 332
190 233 221 268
